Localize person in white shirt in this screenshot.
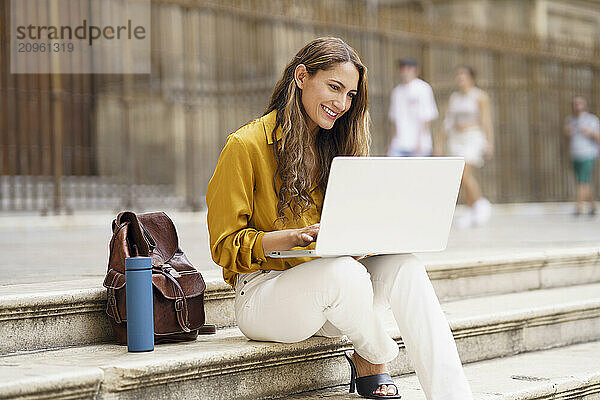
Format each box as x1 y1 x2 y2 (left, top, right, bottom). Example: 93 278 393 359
387 58 439 157
564 96 600 216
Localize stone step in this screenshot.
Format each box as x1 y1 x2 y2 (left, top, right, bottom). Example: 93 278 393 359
283 340 600 400
428 246 600 300
0 247 598 355
1 283 599 400
0 275 233 355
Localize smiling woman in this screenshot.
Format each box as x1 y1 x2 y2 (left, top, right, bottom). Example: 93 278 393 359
295 62 359 133
206 36 473 400
263 37 370 227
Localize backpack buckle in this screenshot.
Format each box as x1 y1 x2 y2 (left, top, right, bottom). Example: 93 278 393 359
175 299 184 311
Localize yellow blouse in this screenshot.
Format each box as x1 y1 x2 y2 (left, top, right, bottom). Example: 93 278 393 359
206 109 323 288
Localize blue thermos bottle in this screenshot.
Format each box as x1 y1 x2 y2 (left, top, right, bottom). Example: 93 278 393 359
125 256 154 352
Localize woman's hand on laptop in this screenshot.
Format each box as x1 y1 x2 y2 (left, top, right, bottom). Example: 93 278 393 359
262 223 320 253
293 223 320 247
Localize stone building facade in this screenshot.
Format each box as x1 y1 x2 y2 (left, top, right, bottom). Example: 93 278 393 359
391 0 600 45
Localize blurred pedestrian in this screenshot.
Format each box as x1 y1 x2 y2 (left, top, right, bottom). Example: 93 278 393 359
443 65 494 228
564 96 600 216
386 57 438 157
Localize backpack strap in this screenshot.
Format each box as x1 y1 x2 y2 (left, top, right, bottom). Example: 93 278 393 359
153 266 192 333
107 272 122 324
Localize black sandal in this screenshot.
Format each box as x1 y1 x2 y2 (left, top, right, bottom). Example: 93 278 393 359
344 351 402 399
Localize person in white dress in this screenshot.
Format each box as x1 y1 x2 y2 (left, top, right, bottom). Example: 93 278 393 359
442 65 494 228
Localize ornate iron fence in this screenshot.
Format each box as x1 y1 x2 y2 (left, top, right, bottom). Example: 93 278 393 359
1 0 599 213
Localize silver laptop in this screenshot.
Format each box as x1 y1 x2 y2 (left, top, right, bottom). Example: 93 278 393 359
265 156 464 258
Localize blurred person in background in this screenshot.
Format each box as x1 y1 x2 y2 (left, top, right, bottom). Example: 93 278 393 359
443 65 494 228
564 96 600 216
386 57 439 157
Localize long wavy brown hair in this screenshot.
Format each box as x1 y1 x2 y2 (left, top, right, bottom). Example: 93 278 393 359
264 37 371 228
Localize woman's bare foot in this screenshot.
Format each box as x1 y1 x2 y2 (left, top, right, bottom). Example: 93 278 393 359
351 351 398 396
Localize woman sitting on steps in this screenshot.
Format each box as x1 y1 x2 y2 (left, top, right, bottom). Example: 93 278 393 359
206 36 473 400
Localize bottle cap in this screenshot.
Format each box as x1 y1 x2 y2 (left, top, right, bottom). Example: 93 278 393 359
125 256 152 271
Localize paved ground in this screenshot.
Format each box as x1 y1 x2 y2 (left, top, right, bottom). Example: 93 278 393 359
0 202 598 286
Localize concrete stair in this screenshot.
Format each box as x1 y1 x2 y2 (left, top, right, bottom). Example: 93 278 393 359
1 278 600 399
4 206 600 399
1 247 598 355
284 341 600 399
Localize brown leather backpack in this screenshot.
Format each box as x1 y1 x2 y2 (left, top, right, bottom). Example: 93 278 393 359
103 211 216 345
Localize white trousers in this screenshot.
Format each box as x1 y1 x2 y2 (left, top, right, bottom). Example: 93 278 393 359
234 254 473 400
